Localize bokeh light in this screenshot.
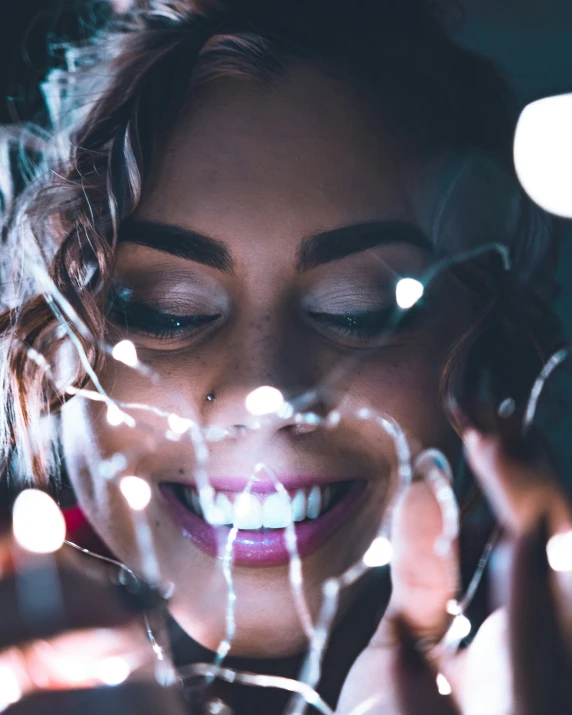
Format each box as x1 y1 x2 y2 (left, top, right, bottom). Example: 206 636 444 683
12 489 66 554
245 386 284 416
168 413 192 434
436 672 452 696
106 404 126 426
514 93 572 218
447 613 472 641
112 339 139 368
395 278 424 310
119 476 152 511
362 536 392 567
95 656 131 686
0 665 21 712
547 530 572 572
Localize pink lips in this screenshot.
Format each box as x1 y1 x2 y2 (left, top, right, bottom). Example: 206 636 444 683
159 479 367 567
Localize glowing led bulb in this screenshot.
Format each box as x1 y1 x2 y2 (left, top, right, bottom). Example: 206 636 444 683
447 614 471 641
112 339 138 367
95 656 131 686
120 476 152 511
12 489 66 554
547 530 572 572
106 404 125 426
168 413 192 434
362 536 392 567
245 386 284 416
514 93 572 218
395 278 424 309
436 672 452 695
446 599 462 616
0 665 21 711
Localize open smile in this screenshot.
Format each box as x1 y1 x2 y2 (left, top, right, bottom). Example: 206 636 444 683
159 478 368 567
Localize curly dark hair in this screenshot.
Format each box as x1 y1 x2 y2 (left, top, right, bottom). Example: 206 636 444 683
0 0 564 487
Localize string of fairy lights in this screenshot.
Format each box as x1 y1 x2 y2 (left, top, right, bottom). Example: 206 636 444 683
4 247 572 715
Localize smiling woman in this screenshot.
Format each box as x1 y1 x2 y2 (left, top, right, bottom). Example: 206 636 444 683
0 1 569 714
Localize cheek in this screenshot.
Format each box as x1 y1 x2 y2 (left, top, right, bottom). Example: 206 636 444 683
338 345 459 461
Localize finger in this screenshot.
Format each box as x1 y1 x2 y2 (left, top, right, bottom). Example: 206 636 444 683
5 681 187 715
382 455 459 642
336 454 461 714
443 610 513 715
509 515 572 715
392 617 460 715
0 548 164 650
464 429 571 536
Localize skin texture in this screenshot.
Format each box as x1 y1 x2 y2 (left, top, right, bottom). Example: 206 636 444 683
60 64 472 659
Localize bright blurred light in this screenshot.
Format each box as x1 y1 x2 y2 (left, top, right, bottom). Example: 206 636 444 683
168 413 192 434
514 93 572 218
395 278 424 310
446 599 462 615
547 530 572 572
106 404 125 426
111 339 138 368
362 536 393 567
245 386 284 416
120 476 152 511
0 666 21 707
0 665 21 711
13 489 66 554
447 614 472 642
436 672 452 696
95 656 130 686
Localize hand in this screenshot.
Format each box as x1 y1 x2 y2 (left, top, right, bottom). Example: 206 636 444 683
0 538 186 714
336 428 572 715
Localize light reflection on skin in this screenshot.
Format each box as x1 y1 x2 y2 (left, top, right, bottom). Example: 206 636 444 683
60 64 473 659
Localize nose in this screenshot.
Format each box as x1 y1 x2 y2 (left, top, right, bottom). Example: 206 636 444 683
200 314 333 434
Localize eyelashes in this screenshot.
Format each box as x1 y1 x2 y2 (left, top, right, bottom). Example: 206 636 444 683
106 286 424 347
107 289 221 341
308 303 423 346
308 309 394 340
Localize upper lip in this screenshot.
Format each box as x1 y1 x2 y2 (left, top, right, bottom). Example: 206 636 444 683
160 474 360 494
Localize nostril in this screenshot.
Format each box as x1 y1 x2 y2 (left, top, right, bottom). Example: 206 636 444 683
289 422 319 435
226 424 251 438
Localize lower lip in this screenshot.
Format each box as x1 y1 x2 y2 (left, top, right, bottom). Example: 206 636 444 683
159 481 368 567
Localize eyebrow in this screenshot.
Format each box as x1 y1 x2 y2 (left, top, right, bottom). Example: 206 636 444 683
118 219 431 273
118 220 234 274
296 221 432 271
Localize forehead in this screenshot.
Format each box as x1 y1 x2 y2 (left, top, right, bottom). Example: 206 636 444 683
136 64 416 249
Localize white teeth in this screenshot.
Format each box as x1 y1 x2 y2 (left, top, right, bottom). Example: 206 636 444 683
291 489 307 522
233 492 263 530
215 492 233 525
307 485 322 519
181 483 341 528
262 492 292 528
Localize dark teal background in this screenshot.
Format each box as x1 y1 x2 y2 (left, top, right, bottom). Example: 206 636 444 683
456 0 572 335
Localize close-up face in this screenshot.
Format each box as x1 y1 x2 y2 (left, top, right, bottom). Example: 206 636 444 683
61 64 473 657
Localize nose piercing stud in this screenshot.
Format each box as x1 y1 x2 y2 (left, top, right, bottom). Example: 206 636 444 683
206 392 216 402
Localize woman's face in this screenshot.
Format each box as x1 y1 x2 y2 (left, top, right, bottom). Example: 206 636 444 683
61 65 471 657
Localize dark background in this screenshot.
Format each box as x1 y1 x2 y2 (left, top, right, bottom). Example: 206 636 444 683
0 0 571 326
